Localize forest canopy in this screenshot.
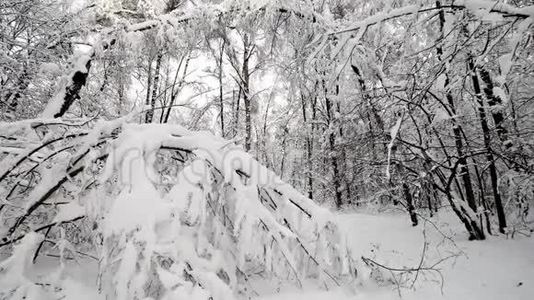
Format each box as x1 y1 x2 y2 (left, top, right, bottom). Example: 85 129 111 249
0 0 533 299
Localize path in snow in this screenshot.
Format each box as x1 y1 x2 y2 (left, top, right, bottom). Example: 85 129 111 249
258 210 534 300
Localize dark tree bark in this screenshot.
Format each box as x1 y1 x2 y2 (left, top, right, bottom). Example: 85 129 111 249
323 80 343 209
335 98 352 204
351 64 385 155
472 160 493 235
469 58 507 234
301 92 314 200
144 57 154 118
219 40 226 137
436 1 477 212
402 182 419 226
163 55 190 124
435 1 485 240
242 34 252 152
54 58 92 118
146 53 163 123
233 88 241 138
479 67 509 147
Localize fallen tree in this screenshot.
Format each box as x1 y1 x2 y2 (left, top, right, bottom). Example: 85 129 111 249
0 116 355 299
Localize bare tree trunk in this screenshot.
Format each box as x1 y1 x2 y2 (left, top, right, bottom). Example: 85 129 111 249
233 88 241 138
301 93 314 200
351 64 385 159
163 55 190 124
402 182 418 226
262 96 272 169
446 190 485 240
473 160 493 235
436 2 477 212
146 53 162 123
429 164 486 240
469 58 507 234
336 100 352 203
219 40 226 137
117 73 125 116
53 57 92 118
479 67 509 147
242 34 252 151
144 57 154 121
324 80 343 209
279 126 289 178
436 1 485 240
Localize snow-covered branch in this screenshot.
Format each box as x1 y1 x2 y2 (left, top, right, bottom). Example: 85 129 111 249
0 120 355 299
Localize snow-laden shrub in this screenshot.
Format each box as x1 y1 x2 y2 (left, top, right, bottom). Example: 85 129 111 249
0 118 355 299
500 171 534 237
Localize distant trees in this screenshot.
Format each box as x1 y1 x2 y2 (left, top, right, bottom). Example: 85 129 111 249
263 0 533 239
300 0 533 239
1 0 532 241
0 0 84 119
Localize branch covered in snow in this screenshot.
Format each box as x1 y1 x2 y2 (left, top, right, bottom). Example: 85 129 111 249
333 0 533 36
0 119 355 299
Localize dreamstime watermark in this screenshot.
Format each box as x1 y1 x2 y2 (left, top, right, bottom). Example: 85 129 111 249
100 145 285 190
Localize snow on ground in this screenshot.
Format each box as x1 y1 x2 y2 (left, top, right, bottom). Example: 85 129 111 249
257 209 534 300
24 209 534 299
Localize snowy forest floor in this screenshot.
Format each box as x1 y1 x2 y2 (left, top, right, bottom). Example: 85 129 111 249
29 208 534 300
256 209 534 300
